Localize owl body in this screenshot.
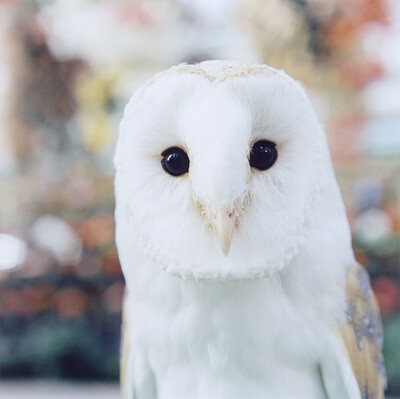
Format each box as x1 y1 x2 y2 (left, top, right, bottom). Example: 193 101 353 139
115 61 385 399
117 209 350 399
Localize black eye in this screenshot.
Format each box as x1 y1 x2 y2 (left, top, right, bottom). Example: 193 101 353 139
161 147 190 177
249 140 278 171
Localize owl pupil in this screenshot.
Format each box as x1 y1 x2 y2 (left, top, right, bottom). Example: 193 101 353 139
249 140 278 171
161 147 190 177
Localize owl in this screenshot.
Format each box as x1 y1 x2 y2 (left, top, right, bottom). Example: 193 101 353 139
114 61 386 399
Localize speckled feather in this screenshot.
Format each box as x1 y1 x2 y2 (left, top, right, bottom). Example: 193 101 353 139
340 266 386 399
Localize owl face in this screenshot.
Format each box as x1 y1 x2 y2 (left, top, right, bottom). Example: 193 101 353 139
115 62 329 280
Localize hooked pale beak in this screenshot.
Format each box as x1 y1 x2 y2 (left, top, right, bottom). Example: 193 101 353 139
214 210 235 257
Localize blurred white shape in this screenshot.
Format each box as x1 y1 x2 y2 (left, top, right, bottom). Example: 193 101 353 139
0 234 27 270
0 63 14 178
178 0 237 25
31 214 82 266
38 0 178 68
353 208 393 246
361 0 400 75
361 76 400 116
38 0 256 76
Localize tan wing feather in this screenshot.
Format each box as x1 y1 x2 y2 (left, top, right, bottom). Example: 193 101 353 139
339 265 386 399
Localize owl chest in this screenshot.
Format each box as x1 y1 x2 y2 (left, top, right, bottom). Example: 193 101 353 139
130 277 329 399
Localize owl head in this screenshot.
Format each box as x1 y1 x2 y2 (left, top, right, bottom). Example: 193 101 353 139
115 61 336 280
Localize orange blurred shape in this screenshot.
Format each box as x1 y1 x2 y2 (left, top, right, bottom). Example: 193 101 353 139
326 17 359 50
372 276 400 317
20 285 55 316
329 118 364 163
78 214 115 248
347 210 356 233
339 59 384 90
115 3 157 26
103 253 122 277
103 281 125 314
384 203 400 233
325 0 388 50
358 0 388 25
353 248 368 267
54 287 88 319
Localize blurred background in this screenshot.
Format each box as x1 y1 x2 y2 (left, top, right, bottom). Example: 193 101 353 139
0 0 399 397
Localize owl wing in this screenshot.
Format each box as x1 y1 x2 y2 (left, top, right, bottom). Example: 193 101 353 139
321 265 386 399
338 265 386 399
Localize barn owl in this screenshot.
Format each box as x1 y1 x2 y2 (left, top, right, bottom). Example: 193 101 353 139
114 61 385 399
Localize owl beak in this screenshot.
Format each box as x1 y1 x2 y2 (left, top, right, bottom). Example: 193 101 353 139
215 210 235 257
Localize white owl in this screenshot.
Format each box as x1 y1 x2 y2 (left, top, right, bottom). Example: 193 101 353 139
114 61 385 399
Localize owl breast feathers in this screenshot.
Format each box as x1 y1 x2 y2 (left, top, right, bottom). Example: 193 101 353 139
114 61 385 399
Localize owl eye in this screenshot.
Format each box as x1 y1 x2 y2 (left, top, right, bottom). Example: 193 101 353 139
249 140 278 171
161 147 190 176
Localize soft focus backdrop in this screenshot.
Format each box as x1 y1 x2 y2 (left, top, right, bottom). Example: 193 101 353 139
0 0 399 396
